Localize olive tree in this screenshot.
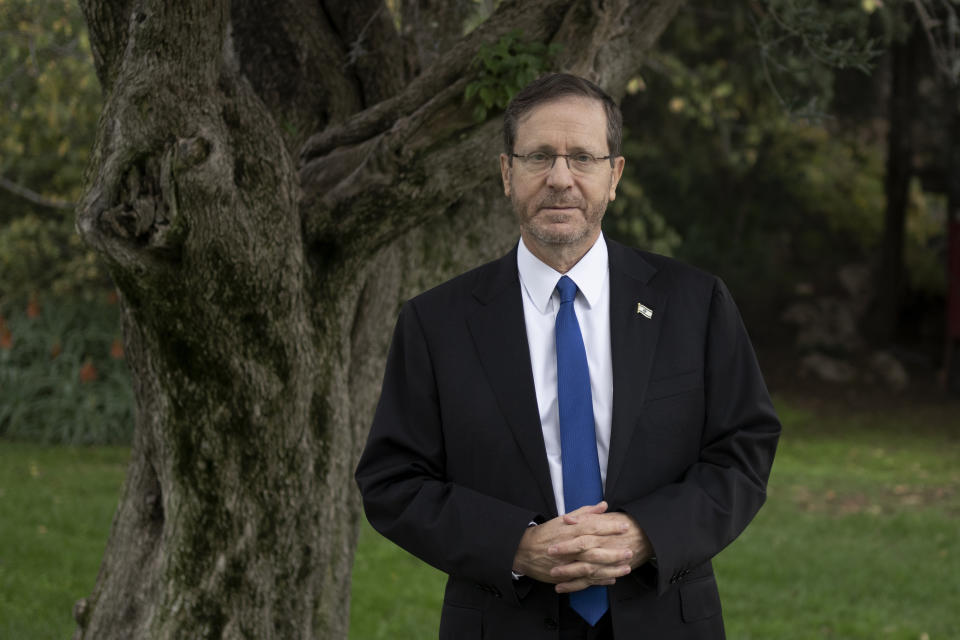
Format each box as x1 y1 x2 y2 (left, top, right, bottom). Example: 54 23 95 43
72 1 683 637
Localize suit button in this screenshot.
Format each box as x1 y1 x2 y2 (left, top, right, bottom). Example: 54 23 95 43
544 618 558 630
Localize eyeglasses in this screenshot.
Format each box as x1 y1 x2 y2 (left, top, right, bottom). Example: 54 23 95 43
510 152 614 176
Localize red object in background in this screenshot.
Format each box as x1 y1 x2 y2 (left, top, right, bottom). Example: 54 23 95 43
79 359 98 383
949 214 960 338
110 337 124 359
26 296 40 318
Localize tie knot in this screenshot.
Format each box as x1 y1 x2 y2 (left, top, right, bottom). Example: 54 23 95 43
556 275 578 304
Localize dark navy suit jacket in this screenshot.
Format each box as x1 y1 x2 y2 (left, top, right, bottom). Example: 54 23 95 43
355 239 780 639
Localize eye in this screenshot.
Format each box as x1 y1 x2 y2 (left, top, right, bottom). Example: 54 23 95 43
526 152 550 163
572 153 595 164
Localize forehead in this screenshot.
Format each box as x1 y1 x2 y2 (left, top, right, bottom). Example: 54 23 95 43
514 96 608 152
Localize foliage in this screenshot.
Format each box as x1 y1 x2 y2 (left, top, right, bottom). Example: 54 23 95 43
0 294 133 445
903 184 949 296
5 395 958 638
623 2 947 324
465 29 560 122
0 0 107 301
0 214 109 300
603 134 682 258
0 3 123 444
752 0 882 118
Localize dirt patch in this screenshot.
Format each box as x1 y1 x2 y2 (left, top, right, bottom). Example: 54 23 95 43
784 483 958 516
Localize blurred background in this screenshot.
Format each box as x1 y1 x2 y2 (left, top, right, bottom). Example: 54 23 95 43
1 1 957 638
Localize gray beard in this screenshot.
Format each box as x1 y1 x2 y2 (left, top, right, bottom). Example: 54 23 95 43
508 174 611 247
513 196 608 246
520 218 592 246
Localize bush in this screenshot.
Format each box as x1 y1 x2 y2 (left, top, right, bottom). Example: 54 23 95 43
0 294 133 444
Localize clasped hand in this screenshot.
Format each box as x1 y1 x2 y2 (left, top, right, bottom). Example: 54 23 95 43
512 501 651 594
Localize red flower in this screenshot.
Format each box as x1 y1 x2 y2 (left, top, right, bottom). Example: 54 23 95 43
109 338 124 359
79 359 98 383
26 296 40 318
50 342 62 359
0 328 11 350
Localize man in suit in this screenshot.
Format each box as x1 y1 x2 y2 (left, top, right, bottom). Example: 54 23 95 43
355 73 780 639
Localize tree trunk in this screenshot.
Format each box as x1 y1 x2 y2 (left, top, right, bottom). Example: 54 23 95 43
943 83 960 389
867 21 923 343
71 1 683 637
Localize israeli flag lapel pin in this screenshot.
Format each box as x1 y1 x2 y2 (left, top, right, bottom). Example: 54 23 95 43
636 302 654 319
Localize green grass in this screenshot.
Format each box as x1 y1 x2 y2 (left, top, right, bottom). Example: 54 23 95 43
716 400 960 640
350 522 445 639
1 396 958 638
0 444 129 639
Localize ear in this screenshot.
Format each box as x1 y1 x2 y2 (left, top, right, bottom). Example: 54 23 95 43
499 153 511 197
608 156 625 201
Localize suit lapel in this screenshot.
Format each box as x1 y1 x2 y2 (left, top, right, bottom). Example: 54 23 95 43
467 248 557 515
605 241 667 498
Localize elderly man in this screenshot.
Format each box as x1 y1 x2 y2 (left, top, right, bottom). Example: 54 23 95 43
355 73 780 639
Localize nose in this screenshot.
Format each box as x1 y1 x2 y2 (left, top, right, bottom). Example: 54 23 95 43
545 156 575 190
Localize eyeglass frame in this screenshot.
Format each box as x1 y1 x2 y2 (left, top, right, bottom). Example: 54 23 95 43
508 151 616 175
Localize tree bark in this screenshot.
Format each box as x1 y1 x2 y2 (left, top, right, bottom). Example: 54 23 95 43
867 20 924 343
72 1 683 637
942 83 960 389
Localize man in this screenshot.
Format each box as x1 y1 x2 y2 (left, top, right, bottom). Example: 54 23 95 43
355 73 780 639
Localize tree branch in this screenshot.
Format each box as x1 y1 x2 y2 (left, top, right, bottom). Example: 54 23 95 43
299 0 685 258
912 0 960 85
78 0 135 94
396 0 485 76
0 175 74 210
591 0 687 99
322 0 408 105
229 0 364 152
298 0 567 163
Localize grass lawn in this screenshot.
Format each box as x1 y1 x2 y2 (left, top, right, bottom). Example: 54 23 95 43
1 395 958 639
0 445 129 639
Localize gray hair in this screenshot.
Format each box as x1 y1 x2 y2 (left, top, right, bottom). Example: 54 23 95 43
502 73 623 159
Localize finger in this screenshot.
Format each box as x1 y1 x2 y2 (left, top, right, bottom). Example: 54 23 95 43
548 535 634 559
574 546 634 566
562 501 607 525
555 576 619 594
549 560 632 581
555 515 630 542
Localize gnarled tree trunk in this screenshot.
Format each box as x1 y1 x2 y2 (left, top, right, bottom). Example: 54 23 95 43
72 1 683 637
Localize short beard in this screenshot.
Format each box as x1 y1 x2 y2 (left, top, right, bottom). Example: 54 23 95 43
512 191 608 246
520 217 591 245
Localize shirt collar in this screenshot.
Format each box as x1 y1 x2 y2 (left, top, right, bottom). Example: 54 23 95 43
517 233 608 313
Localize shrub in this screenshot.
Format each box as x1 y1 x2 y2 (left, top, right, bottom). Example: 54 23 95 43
0 294 133 444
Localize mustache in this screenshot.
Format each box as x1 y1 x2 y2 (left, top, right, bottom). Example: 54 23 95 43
537 194 584 209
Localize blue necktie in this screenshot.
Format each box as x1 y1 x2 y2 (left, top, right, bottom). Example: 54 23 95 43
555 275 608 626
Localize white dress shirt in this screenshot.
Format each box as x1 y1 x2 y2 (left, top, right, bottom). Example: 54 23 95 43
517 234 613 515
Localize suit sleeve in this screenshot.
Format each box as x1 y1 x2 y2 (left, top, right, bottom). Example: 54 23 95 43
620 277 780 595
355 301 540 604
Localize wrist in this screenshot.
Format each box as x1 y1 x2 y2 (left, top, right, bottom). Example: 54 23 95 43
511 520 538 579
